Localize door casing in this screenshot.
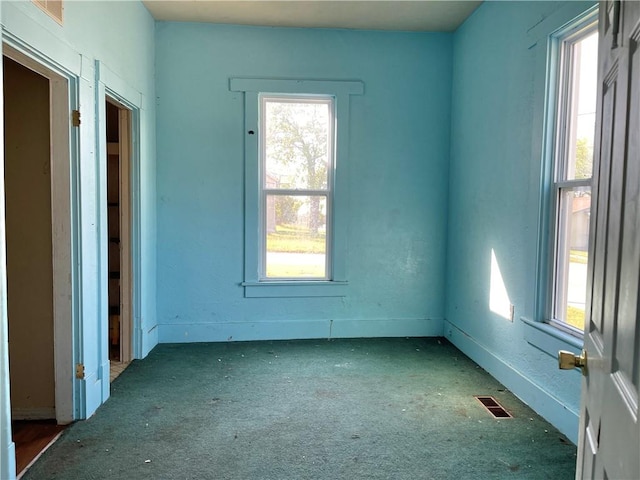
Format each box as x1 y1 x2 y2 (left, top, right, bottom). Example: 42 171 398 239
106 96 133 365
2 43 75 425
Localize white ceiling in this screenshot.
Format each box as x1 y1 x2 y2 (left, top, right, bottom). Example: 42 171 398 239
142 1 482 32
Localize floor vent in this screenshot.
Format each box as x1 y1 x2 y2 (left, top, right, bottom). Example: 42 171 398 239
474 396 513 418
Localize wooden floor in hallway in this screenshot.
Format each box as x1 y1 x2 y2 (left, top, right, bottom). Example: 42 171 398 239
12 420 66 477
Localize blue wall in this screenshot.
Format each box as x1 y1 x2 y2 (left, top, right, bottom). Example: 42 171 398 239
1 0 157 418
1 2 157 475
0 4 599 472
446 1 595 443
2 0 158 357
155 24 452 342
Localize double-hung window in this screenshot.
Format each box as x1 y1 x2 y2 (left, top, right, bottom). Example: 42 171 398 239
230 78 363 297
547 15 598 335
261 95 334 280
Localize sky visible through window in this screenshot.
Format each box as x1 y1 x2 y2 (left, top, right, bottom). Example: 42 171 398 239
573 31 598 179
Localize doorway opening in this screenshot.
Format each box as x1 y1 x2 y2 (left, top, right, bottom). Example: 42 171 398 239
106 98 133 382
3 47 73 476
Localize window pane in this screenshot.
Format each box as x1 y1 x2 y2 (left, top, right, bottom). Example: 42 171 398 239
265 195 327 279
555 188 591 330
565 31 598 180
264 100 331 190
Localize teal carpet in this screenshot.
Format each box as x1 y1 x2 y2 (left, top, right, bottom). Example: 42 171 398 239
24 338 576 479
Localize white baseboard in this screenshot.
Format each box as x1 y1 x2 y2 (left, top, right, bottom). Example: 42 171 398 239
444 320 579 444
11 407 56 420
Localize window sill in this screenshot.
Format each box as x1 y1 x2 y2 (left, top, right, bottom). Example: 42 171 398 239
520 317 583 359
242 281 348 298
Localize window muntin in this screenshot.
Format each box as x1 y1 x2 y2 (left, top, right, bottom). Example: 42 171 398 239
260 95 335 281
550 25 598 334
231 77 362 297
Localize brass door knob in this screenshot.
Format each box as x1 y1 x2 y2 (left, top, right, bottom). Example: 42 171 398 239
558 349 587 375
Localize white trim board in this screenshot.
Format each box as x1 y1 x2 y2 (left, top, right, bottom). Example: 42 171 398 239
10 407 56 421
444 320 579 444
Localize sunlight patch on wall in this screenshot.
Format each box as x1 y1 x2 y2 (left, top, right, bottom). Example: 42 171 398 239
490 249 512 320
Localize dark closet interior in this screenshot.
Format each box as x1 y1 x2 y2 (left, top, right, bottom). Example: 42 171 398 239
106 101 121 362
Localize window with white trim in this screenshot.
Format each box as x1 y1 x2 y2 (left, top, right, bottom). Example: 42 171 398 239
230 78 363 297
548 17 598 335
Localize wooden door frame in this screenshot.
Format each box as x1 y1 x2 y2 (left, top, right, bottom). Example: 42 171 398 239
2 44 75 425
105 97 133 364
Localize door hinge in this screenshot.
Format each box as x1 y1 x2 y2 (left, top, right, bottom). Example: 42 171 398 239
75 363 85 379
72 109 81 127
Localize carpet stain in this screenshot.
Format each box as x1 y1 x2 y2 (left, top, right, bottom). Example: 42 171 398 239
315 389 339 399
454 407 468 417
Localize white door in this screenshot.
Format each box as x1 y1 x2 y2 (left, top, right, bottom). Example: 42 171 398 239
574 1 640 477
